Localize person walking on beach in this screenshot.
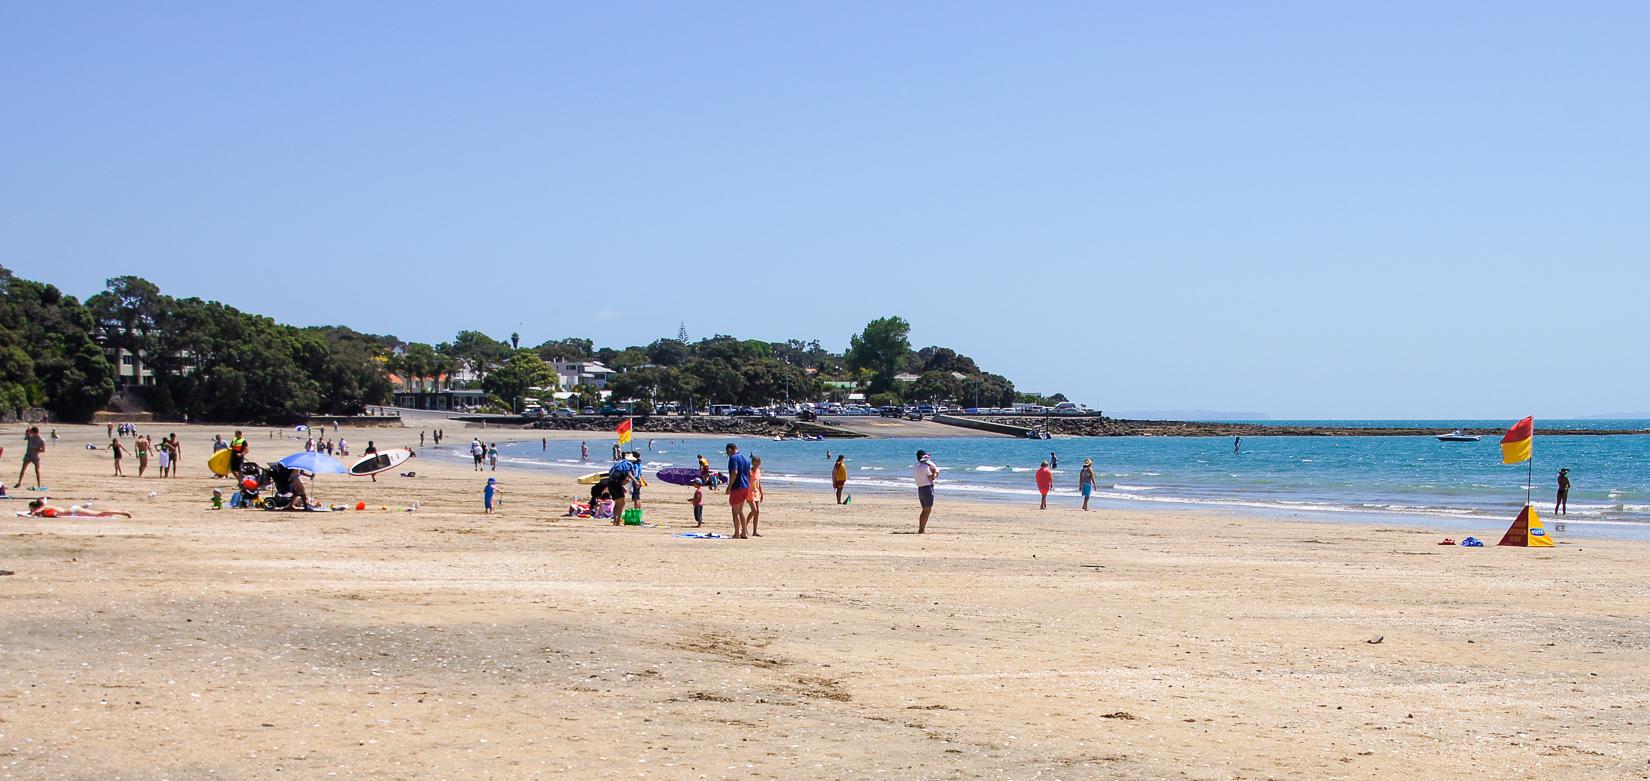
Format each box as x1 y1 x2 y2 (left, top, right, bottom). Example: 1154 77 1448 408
581 441 589 461
913 450 939 534
420 431 425 448
488 443 499 471
746 455 765 536
15 427 45 489
725 443 753 539
1035 461 1053 509
109 438 127 476
1078 458 1097 511
832 455 849 504
1555 468 1571 515
470 438 484 471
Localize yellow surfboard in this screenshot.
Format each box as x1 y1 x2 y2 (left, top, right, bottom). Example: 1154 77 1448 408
576 472 606 485
207 448 234 477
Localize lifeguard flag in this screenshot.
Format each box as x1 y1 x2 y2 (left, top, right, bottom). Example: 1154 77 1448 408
1500 416 1534 464
615 418 633 446
1498 505 1555 547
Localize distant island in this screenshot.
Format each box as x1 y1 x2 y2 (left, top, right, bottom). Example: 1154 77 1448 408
1109 410 1271 421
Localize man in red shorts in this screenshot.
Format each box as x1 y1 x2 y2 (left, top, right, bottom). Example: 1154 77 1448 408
725 442 753 539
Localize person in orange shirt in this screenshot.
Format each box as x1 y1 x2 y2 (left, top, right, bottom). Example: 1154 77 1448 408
1034 461 1054 510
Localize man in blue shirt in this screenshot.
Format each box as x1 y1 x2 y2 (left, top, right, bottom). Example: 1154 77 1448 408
725 443 753 539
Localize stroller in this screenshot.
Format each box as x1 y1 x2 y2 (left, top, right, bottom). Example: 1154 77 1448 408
258 463 301 510
228 461 266 508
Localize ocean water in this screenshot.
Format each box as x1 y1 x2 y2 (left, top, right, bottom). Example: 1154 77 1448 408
467 420 1650 539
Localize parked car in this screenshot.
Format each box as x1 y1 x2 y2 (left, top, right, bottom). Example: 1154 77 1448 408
1052 402 1088 415
917 404 936 415
879 406 902 417
580 407 596 415
550 408 574 418
905 409 924 421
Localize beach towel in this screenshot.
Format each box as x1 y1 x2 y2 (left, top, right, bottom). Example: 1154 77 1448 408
1460 536 1484 547
676 532 725 539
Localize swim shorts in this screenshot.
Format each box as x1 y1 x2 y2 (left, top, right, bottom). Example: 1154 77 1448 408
832 480 846 489
1081 484 1093 497
918 484 934 508
728 487 750 507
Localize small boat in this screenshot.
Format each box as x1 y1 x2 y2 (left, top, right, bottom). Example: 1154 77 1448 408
1435 430 1481 442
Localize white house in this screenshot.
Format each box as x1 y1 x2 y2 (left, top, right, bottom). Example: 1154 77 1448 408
552 359 615 390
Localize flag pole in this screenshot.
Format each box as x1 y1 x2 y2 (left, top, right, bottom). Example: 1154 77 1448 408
1527 446 1533 508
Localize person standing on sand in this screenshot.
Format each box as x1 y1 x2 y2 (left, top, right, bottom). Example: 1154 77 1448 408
832 455 849 504
109 438 127 476
420 431 425 448
1556 468 1571 515
229 430 249 477
168 434 181 478
156 436 171 478
689 478 705 527
136 435 151 477
746 455 765 536
913 450 939 534
15 427 45 489
581 441 589 461
725 443 753 539
1035 461 1053 509
483 477 501 514
1078 459 1097 511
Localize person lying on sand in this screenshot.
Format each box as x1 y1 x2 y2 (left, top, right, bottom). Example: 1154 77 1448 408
27 500 132 519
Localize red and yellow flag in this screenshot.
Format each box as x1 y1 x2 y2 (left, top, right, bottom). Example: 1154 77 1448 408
615 418 633 446
1500 416 1533 464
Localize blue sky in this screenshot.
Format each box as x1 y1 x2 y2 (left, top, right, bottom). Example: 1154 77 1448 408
3 2 1647 418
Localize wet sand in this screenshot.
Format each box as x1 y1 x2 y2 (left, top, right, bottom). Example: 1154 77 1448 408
3 423 1647 779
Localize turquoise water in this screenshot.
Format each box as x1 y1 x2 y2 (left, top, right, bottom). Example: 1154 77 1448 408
469 420 1650 539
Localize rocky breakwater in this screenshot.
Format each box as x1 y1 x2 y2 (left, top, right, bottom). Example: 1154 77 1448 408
987 417 1648 437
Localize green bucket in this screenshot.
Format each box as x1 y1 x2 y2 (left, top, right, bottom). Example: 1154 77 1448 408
622 507 644 525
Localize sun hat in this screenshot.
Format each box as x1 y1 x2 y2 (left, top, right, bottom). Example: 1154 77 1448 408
1083 458 1093 466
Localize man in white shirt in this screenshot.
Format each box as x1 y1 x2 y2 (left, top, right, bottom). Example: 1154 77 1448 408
912 449 939 534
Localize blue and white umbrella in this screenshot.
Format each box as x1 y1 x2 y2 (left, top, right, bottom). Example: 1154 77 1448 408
277 451 349 475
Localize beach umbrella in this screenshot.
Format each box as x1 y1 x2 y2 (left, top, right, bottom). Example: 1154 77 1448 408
277 451 349 475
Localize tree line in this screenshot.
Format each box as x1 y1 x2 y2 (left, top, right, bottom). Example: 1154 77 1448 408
0 269 1054 422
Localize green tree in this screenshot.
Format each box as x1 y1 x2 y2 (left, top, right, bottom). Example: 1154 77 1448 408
738 358 818 405
534 337 594 362
682 357 745 404
908 370 963 403
645 338 691 367
483 350 556 412
85 275 165 387
439 330 511 378
917 346 980 375
846 316 911 394
0 269 115 420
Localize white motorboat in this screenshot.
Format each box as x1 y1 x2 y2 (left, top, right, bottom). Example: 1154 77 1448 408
1435 429 1481 442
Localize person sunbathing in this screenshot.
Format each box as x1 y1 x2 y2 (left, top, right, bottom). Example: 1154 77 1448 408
27 500 132 518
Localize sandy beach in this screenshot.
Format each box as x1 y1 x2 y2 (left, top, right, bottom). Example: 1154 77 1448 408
3 423 1648 780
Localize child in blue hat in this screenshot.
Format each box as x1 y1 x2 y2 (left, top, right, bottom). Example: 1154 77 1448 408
484 477 501 514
